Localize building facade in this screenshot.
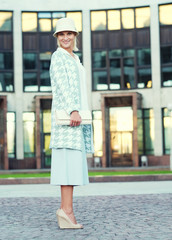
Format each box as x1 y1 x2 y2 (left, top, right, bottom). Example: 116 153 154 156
0 0 172 169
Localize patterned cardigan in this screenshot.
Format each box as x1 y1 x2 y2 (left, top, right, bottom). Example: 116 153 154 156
49 48 94 153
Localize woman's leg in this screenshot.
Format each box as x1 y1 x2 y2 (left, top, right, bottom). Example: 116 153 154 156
60 185 77 224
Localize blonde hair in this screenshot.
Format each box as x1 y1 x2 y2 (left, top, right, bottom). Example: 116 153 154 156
56 34 79 52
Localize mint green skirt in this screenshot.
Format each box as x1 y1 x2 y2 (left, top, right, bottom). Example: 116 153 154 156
50 144 89 186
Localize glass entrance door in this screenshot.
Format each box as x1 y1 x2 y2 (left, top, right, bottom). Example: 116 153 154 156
43 133 51 167
109 107 133 167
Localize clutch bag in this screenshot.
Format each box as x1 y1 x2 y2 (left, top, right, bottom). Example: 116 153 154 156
55 110 92 125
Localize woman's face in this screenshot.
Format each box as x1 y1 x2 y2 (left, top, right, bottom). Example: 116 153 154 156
57 31 76 51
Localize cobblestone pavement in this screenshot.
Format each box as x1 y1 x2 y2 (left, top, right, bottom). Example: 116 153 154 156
0 193 172 240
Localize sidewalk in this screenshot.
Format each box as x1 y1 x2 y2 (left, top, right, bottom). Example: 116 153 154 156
0 182 172 240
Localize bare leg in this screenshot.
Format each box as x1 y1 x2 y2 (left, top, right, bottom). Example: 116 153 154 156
60 185 77 224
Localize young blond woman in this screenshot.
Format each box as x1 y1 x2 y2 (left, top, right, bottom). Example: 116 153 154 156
49 18 94 229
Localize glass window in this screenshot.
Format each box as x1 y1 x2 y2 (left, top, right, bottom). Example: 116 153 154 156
137 110 143 155
40 71 51 91
0 12 12 31
123 49 135 57
108 10 121 30
66 12 82 32
0 73 13 92
161 46 172 64
7 112 15 158
39 52 51 70
91 11 106 31
93 71 108 90
43 110 51 133
138 68 152 88
137 49 151 66
121 9 134 29
22 12 37 32
144 109 154 155
23 112 35 158
0 53 13 69
92 111 103 157
135 7 150 28
110 59 121 90
163 108 172 154
159 4 172 25
38 12 51 32
109 49 122 58
52 12 65 31
23 53 37 70
23 73 38 91
162 67 172 87
92 51 106 68
124 58 135 89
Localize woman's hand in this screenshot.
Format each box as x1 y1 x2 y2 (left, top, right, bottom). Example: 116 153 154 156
70 111 82 127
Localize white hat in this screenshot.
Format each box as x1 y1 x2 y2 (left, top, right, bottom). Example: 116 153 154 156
53 18 78 37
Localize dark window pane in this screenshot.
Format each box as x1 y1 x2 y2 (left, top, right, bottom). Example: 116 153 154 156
161 46 172 64
162 67 172 87
93 71 108 90
0 12 12 31
39 52 51 70
0 53 13 69
138 68 152 88
123 49 135 57
144 117 154 155
93 51 106 68
40 71 51 91
124 58 135 88
0 72 13 91
137 48 151 66
109 49 121 58
110 59 121 89
23 53 37 70
23 73 38 91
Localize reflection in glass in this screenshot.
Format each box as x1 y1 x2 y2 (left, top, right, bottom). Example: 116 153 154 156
40 71 51 91
0 73 13 92
137 68 151 88
93 51 106 68
93 71 108 90
92 111 103 157
135 7 150 28
109 107 133 156
40 52 51 70
23 53 37 69
159 4 172 25
23 112 35 157
121 9 134 29
137 49 151 66
144 109 154 155
39 19 51 32
137 110 143 155
7 112 15 158
67 12 82 32
161 46 172 64
91 11 106 31
23 73 38 91
163 108 172 154
110 59 121 90
162 67 172 87
108 10 120 30
109 49 121 58
0 53 13 69
123 49 135 57
44 134 51 166
124 58 135 88
43 110 51 133
0 12 12 31
22 12 37 32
